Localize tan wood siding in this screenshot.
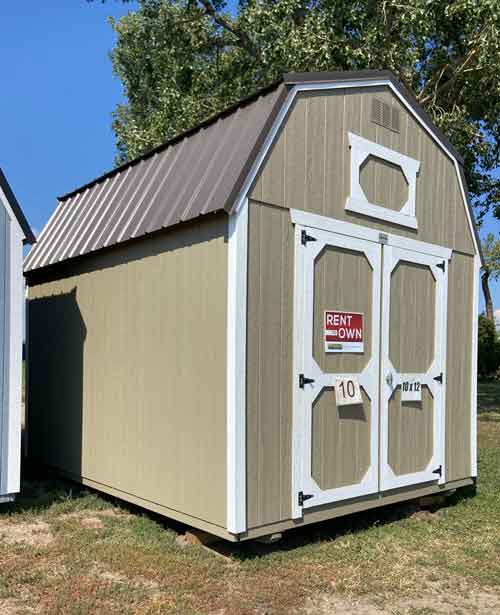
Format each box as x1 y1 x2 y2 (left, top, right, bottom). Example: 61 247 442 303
312 388 371 489
446 252 474 481
251 87 475 255
389 262 435 374
360 157 409 212
388 385 434 475
28 216 228 528
246 202 293 527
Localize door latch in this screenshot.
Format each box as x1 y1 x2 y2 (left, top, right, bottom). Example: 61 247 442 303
386 372 394 387
433 372 443 384
432 465 442 477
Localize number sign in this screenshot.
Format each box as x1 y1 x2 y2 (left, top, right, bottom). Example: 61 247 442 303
401 379 422 402
334 377 363 407
324 310 364 353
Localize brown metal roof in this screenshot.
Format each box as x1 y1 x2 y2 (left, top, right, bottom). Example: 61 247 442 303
25 81 287 272
24 70 476 272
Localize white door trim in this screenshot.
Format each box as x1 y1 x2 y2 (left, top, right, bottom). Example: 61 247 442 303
380 245 449 491
290 209 452 260
226 198 248 534
292 222 382 518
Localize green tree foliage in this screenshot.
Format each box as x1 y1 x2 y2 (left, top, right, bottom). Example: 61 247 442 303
105 0 500 220
478 314 500 379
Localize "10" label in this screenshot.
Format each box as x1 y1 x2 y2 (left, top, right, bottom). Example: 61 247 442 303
334 377 363 406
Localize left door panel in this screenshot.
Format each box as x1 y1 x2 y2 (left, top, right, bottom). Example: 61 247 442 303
292 225 382 518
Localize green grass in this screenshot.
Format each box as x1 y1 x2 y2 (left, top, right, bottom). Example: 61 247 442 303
0 384 499 613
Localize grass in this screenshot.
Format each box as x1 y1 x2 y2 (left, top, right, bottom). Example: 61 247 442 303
0 384 499 614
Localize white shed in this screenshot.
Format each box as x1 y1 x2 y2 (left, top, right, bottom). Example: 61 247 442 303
0 169 35 503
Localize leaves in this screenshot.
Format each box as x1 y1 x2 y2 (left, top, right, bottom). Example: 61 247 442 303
107 0 500 219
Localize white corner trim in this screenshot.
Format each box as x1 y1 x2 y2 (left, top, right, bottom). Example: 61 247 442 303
226 198 248 535
471 255 480 477
6 223 23 495
230 78 480 259
346 132 420 229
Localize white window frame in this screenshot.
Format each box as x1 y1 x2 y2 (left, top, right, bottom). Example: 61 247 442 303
346 132 420 230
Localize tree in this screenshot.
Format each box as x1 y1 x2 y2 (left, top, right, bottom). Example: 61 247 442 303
481 233 500 322
478 314 500 379
99 0 500 223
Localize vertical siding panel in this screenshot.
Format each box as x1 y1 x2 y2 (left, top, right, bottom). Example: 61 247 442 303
324 89 347 219
246 203 261 527
246 202 294 528
446 252 473 480
305 95 326 215
260 128 285 206
284 98 307 212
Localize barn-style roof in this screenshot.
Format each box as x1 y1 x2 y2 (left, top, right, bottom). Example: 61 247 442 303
24 70 477 272
0 168 35 245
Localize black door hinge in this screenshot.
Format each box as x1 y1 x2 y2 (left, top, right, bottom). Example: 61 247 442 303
301 230 317 246
298 491 314 507
432 465 442 477
436 261 446 272
433 372 443 384
299 374 315 388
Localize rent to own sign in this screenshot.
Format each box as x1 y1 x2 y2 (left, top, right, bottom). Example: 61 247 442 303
324 310 364 353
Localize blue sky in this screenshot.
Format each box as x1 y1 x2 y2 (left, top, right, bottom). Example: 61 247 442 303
0 1 498 311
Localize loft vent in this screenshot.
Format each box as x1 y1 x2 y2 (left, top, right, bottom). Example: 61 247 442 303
371 98 400 133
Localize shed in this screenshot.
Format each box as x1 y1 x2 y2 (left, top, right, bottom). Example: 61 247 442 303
25 71 481 541
0 169 35 503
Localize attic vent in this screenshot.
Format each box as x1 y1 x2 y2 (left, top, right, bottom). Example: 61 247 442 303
371 98 400 133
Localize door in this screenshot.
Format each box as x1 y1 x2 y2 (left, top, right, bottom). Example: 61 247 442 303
292 225 382 518
292 215 449 519
380 246 448 490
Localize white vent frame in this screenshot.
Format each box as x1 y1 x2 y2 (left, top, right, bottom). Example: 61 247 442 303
345 132 421 230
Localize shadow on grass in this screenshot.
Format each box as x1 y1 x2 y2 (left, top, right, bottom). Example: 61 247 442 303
0 461 90 516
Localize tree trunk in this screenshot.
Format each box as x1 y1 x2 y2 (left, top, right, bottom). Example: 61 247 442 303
482 268 494 322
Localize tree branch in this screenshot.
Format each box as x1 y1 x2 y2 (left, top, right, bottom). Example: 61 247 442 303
197 0 260 59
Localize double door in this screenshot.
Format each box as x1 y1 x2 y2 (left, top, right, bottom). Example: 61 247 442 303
292 215 449 518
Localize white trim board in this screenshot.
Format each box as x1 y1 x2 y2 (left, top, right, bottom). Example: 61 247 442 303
290 209 452 260
226 199 248 535
231 78 480 259
471 255 480 477
5 222 23 495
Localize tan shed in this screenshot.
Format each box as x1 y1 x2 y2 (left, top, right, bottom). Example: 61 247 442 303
25 71 481 542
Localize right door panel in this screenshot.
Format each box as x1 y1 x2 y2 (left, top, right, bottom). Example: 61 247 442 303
380 245 448 491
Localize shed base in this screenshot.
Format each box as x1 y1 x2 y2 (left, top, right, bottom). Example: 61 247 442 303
45 466 474 543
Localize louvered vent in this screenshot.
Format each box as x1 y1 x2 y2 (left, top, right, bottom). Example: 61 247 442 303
371 98 400 133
